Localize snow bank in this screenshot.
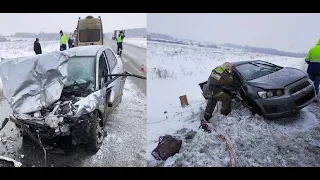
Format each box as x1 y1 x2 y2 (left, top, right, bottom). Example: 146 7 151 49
0 40 59 59
0 40 60 90
147 41 320 167
123 38 147 49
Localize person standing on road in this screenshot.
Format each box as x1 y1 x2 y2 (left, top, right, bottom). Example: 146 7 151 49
116 32 123 56
68 33 73 49
200 62 236 132
33 38 42 55
59 30 67 51
305 39 320 101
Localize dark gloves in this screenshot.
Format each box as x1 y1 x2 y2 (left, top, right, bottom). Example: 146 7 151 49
199 120 211 133
305 59 310 64
222 86 238 98
208 84 214 91
222 86 235 94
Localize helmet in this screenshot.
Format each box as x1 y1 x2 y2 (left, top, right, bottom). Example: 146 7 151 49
221 62 232 73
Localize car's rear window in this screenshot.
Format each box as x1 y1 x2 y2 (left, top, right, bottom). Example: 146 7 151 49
66 56 95 86
235 62 281 81
79 29 100 42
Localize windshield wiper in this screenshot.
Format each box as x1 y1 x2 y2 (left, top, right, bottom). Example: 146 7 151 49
102 71 146 88
252 61 281 69
68 77 87 90
248 62 261 68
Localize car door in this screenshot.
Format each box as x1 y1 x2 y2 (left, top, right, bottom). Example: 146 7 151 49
104 48 123 106
108 49 126 95
96 52 110 119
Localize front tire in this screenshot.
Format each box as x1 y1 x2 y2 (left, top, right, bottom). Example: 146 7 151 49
249 100 262 116
86 111 104 152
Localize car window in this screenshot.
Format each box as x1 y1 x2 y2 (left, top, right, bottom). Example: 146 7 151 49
66 56 95 87
79 29 100 42
98 52 110 88
104 49 117 71
235 62 280 81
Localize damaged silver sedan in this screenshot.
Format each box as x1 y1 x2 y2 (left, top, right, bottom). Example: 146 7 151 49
0 45 146 152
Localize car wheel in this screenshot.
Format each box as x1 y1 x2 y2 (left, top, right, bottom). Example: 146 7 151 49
22 133 33 145
86 110 104 152
249 101 262 116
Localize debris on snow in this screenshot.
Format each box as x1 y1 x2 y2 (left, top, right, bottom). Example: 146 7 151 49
0 155 22 167
152 135 182 161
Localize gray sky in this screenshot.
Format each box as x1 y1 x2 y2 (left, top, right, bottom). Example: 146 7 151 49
0 13 146 35
148 13 320 53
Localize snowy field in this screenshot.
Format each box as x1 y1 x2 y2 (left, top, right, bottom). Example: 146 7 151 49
0 39 59 90
147 41 320 167
123 38 147 49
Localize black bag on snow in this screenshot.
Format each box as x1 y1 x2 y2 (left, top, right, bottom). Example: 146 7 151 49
151 135 182 161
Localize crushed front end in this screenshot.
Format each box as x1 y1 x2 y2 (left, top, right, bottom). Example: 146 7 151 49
12 85 96 146
0 51 100 147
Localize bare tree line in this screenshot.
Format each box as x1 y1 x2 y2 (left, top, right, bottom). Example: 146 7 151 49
148 33 306 58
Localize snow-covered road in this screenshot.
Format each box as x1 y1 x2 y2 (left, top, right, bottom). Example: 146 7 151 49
147 40 320 167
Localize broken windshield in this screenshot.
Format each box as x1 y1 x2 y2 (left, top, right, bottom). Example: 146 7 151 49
65 56 95 88
235 62 281 81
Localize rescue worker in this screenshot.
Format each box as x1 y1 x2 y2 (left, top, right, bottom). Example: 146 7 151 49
305 39 320 101
200 62 235 132
71 33 76 47
116 32 123 56
68 33 73 48
33 38 42 55
59 30 67 51
120 30 125 40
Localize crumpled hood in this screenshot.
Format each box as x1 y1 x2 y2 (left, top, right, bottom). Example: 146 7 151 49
0 51 75 114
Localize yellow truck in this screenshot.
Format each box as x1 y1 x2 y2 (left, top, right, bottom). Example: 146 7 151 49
75 15 104 46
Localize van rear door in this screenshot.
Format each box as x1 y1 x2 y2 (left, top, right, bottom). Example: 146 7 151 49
79 29 101 44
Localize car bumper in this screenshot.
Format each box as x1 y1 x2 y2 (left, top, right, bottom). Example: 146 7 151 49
254 83 316 119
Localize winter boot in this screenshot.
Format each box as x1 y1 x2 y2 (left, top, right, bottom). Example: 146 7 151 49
199 120 212 133
204 113 212 122
313 92 319 102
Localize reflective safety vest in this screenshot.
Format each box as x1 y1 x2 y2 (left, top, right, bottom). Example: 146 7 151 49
206 66 226 98
117 36 122 43
214 66 224 74
211 66 225 81
305 39 320 74
60 34 66 45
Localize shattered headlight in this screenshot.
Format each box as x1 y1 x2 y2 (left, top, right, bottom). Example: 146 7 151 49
258 90 284 99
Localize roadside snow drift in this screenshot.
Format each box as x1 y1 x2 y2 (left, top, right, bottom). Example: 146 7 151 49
147 41 320 167
123 38 147 49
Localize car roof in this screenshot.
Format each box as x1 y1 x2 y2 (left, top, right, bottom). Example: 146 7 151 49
66 45 111 57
